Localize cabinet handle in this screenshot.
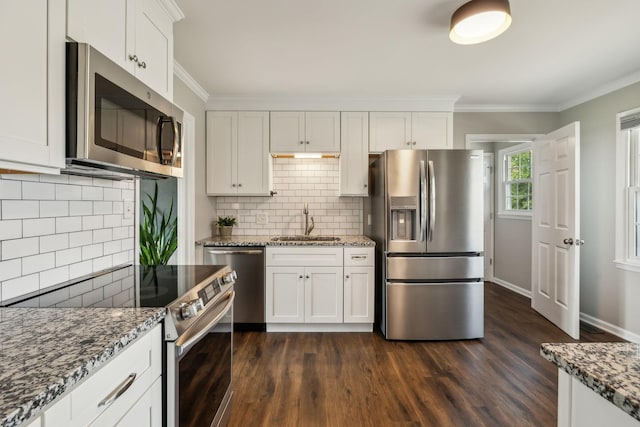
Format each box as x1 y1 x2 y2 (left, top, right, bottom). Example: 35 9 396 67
231 184 236 187
128 54 138 63
345 275 350 279
306 141 310 145
98 373 137 408
406 141 411 146
238 183 242 187
351 255 367 260
300 141 304 145
364 184 368 188
299 275 304 279
305 275 310 279
412 141 416 145
138 61 147 69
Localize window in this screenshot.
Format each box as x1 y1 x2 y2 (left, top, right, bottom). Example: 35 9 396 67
497 142 532 218
615 108 640 270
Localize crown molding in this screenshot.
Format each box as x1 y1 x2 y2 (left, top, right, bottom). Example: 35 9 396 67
158 0 185 22
205 96 460 111
454 104 559 113
173 61 209 103
557 69 640 112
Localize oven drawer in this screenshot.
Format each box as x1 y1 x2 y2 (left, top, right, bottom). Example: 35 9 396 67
44 325 162 426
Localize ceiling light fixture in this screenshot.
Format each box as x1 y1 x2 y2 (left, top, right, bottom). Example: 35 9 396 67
449 0 512 45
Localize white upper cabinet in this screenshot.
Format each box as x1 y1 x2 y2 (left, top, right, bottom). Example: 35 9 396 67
0 0 65 174
67 0 180 100
369 112 452 152
270 112 340 153
339 112 369 196
206 111 271 196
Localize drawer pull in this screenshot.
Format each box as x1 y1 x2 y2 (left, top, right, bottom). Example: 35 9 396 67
351 255 367 260
98 373 137 408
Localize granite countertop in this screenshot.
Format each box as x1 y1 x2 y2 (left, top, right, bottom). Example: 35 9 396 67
197 235 375 247
541 342 640 421
0 307 165 427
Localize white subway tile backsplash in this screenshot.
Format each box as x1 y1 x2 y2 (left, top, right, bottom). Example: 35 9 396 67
56 184 82 200
0 173 136 302
69 201 93 216
23 253 56 275
40 201 69 217
23 218 56 237
22 182 55 200
56 217 82 233
69 230 92 248
40 234 69 253
215 158 363 237
0 220 22 240
2 200 39 219
2 237 39 260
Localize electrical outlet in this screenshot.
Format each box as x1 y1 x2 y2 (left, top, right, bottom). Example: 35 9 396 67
256 213 268 225
123 201 134 220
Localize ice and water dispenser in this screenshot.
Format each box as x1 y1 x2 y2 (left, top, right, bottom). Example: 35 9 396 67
390 196 418 241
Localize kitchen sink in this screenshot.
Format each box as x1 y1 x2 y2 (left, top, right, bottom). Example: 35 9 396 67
271 236 341 242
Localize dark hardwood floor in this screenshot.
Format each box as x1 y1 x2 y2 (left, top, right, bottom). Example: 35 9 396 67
228 282 623 427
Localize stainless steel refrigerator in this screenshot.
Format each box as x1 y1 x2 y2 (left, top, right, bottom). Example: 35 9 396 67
364 149 484 340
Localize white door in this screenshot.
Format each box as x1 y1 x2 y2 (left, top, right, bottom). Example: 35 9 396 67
305 112 340 152
236 111 270 195
304 267 343 323
343 266 374 323
266 267 305 323
531 122 581 339
483 153 495 280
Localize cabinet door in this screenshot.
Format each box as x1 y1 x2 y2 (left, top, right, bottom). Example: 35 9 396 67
411 112 452 149
304 267 343 323
270 112 305 153
344 266 374 323
237 112 271 195
67 0 132 73
339 112 369 196
266 267 305 323
134 0 174 99
369 112 412 152
206 112 237 195
0 0 65 173
305 112 340 153
111 377 162 427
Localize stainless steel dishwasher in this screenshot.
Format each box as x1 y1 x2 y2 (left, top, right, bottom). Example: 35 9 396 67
204 246 265 331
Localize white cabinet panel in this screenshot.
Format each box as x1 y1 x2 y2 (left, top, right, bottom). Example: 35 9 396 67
206 111 271 196
305 267 343 323
344 266 374 323
270 112 340 153
266 267 305 323
339 112 369 196
0 0 65 173
369 112 452 152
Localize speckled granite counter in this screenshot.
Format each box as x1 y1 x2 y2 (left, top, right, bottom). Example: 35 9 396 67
197 235 375 247
541 342 640 421
0 307 165 427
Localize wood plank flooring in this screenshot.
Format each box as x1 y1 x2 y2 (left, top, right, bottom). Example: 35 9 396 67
228 282 623 426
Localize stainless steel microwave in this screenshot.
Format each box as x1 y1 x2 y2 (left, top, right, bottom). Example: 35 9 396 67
66 42 183 178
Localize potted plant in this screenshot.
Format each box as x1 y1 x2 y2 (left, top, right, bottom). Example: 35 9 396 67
216 215 237 238
140 182 178 265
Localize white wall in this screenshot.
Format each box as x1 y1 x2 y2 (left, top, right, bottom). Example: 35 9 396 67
560 81 640 339
0 174 135 303
215 158 363 236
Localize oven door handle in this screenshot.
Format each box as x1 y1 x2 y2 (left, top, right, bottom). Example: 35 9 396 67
174 290 235 357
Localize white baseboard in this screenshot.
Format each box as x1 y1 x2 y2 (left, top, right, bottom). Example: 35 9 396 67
491 277 532 299
266 323 373 333
580 313 640 343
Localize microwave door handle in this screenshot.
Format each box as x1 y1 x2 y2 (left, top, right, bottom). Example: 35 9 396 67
156 117 167 164
170 117 179 166
428 160 435 242
419 160 427 242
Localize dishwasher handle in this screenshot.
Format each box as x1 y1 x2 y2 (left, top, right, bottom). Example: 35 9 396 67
206 249 263 255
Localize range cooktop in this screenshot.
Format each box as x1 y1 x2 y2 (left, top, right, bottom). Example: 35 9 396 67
2 264 229 309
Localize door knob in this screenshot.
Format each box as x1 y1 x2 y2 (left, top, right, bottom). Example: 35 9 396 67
563 238 574 245
575 239 585 246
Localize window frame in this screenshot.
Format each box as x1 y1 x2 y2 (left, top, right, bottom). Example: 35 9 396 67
615 107 640 271
497 142 533 220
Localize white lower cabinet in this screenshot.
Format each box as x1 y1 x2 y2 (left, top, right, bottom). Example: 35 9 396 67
43 325 162 427
265 247 374 331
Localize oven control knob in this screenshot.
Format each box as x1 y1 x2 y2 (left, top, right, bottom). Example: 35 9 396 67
180 298 204 320
222 270 238 284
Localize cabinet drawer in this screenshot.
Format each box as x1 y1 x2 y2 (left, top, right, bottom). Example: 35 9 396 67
45 325 162 426
344 247 374 267
266 247 343 267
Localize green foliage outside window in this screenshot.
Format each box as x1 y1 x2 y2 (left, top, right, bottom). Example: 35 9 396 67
506 150 532 211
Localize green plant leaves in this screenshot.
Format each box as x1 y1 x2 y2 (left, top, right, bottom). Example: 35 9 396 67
140 182 178 265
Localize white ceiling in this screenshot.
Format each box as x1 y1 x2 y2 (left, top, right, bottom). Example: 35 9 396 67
173 0 640 110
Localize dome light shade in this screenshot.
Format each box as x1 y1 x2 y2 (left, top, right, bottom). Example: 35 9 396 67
450 0 512 45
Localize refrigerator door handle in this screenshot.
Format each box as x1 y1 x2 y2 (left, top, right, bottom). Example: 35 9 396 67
428 160 435 241
419 160 427 242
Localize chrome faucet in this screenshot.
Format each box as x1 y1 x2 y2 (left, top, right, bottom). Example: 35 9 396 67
303 203 314 236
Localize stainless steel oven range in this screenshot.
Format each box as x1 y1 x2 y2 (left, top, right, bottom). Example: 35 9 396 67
3 264 237 427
